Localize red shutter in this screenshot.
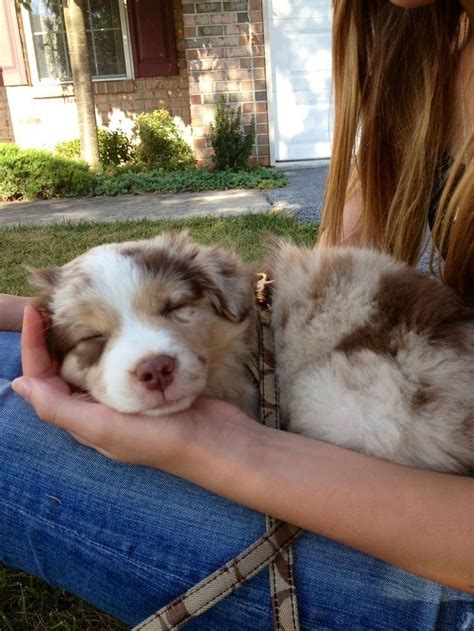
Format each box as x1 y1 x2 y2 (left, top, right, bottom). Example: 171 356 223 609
0 0 28 86
127 0 178 78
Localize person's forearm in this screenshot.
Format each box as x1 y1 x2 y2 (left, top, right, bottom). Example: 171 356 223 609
0 294 29 331
187 420 474 594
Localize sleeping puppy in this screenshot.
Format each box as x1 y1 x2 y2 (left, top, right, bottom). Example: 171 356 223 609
30 233 258 419
30 233 474 474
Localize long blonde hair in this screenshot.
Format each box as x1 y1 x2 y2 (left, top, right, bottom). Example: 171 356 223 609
320 0 474 303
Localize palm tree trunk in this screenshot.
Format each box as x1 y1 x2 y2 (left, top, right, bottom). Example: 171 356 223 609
63 0 99 168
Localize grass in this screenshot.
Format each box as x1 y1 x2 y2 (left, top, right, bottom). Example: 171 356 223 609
0 213 318 628
0 213 317 296
0 566 128 631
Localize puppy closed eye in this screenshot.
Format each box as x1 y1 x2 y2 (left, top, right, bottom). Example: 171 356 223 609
163 302 196 322
75 334 107 367
80 334 106 343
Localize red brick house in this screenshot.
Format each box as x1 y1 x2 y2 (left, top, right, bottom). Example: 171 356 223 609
0 0 333 167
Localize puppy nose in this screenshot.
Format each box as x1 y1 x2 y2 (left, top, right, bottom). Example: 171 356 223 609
135 355 175 391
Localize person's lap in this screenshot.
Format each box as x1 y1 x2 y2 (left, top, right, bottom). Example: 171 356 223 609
0 331 472 630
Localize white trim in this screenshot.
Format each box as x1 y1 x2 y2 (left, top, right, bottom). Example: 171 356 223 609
262 0 276 166
21 0 133 85
118 0 134 80
21 5 40 85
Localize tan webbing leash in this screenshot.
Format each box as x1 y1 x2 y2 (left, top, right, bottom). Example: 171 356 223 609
256 273 302 631
133 274 303 630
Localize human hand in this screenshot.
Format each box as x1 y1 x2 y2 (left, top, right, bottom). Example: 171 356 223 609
11 306 259 476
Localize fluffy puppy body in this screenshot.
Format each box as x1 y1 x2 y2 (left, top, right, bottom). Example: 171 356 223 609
32 233 258 419
32 234 474 474
270 244 474 474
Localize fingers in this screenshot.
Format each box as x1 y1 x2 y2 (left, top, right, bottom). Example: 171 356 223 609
21 305 56 379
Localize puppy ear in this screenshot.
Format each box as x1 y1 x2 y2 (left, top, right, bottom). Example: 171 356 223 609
28 266 61 290
200 247 253 323
27 266 61 310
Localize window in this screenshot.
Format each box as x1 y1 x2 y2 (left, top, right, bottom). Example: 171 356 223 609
20 0 178 84
23 0 132 83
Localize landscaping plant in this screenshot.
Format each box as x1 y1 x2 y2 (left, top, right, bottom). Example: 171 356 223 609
209 97 255 170
0 144 96 201
0 143 286 202
94 166 287 196
55 128 135 168
134 110 195 171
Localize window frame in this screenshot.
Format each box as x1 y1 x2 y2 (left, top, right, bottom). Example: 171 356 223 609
21 0 134 85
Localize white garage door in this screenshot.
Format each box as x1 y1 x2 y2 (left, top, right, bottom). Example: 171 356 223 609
265 0 333 162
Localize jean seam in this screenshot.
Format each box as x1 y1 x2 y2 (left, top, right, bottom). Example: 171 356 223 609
1 496 191 581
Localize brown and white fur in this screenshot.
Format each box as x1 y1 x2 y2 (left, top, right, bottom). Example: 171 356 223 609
31 233 258 419
269 242 474 474
31 233 474 474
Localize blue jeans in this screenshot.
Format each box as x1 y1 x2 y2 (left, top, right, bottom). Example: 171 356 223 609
0 331 473 630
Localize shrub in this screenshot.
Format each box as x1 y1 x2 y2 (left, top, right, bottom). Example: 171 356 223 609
99 128 135 167
55 128 135 167
134 110 195 171
0 143 97 201
209 97 255 171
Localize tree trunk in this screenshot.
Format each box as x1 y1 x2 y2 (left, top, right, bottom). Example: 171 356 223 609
63 0 99 168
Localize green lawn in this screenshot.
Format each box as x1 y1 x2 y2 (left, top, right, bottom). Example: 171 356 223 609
0 213 317 295
0 213 317 629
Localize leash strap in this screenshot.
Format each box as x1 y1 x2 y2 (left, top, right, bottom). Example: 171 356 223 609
256 284 302 631
132 520 301 631
133 274 302 631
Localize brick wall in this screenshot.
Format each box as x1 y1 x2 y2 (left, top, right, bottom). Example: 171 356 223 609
0 88 14 142
182 0 269 166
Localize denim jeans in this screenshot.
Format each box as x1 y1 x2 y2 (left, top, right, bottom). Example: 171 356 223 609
0 331 473 630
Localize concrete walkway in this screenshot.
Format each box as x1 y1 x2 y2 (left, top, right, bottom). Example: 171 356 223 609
0 165 328 227
0 189 270 226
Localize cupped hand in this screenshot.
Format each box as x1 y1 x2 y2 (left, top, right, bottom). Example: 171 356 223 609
11 306 257 475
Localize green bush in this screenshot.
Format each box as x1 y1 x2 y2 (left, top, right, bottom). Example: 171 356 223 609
100 128 134 167
94 167 287 196
209 97 255 171
0 144 286 201
134 110 195 171
0 143 96 201
55 128 134 167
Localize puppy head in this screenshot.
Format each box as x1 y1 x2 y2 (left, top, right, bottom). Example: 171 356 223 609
30 232 253 415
